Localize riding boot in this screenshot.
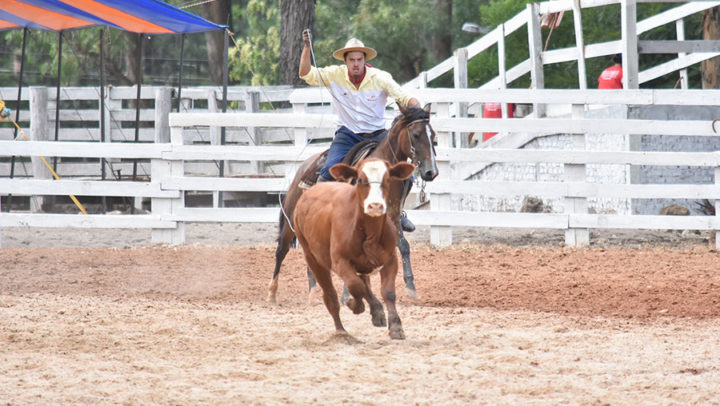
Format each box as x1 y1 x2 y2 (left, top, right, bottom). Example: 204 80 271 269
316 174 333 183
400 212 415 233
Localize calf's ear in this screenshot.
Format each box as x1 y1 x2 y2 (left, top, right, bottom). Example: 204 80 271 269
388 162 415 180
329 163 358 182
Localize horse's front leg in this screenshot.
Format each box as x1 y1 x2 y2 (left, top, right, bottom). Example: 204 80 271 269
397 228 417 299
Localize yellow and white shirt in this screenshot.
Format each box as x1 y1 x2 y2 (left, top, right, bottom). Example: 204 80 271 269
300 65 412 134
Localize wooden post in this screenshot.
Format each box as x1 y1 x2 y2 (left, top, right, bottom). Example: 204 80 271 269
151 125 185 245
29 87 49 213
527 3 546 117
498 24 509 120
429 102 452 247
141 87 173 213
105 87 122 172
573 0 588 90
245 90 262 174
454 48 469 148
715 166 720 249
676 19 689 89
207 90 221 207
621 0 639 89
419 71 428 89
154 87 173 143
564 103 589 246
288 102 308 183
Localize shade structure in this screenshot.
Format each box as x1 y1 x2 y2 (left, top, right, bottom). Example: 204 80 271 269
0 0 225 33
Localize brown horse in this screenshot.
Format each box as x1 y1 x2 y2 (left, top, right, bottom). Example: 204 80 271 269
268 103 438 303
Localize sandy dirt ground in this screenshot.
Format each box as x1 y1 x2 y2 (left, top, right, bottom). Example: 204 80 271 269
1 224 719 405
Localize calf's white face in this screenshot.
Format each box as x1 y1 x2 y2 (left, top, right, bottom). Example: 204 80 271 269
361 160 388 217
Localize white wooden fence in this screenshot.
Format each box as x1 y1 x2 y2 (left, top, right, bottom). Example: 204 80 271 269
2 88 719 248
0 85 296 181
405 0 720 94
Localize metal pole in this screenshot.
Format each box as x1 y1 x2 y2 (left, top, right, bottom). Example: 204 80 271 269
132 33 143 182
177 33 185 113
100 29 107 212
131 33 143 214
6 27 28 212
53 31 63 172
218 29 229 207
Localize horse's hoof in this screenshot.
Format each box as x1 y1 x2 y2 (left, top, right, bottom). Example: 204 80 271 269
404 286 418 300
389 327 405 340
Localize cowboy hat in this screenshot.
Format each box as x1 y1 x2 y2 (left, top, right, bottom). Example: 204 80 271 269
332 38 377 61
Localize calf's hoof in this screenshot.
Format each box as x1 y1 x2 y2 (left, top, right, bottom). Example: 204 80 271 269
323 331 362 345
346 298 365 314
371 310 387 327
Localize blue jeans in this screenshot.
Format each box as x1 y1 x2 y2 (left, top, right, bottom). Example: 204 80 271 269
320 126 386 180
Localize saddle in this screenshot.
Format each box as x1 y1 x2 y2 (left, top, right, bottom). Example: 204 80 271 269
298 137 384 189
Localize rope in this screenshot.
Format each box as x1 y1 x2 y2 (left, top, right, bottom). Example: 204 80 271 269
179 0 216 9
0 100 88 214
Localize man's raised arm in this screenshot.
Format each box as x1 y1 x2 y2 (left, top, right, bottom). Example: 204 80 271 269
299 30 312 78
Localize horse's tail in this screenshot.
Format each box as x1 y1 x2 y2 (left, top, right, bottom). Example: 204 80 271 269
277 195 297 246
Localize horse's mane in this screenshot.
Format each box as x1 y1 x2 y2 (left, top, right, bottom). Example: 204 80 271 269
391 106 429 128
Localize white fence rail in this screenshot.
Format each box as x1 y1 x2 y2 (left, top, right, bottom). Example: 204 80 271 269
2 88 719 248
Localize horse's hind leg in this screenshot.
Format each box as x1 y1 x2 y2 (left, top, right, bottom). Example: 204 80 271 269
268 220 294 303
397 228 417 299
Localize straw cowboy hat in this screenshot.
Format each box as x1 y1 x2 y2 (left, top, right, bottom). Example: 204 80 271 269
333 38 377 61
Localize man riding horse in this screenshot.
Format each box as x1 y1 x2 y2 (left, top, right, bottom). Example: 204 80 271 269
298 30 419 232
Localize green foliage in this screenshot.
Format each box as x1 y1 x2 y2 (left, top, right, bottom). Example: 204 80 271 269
3 28 100 86
228 0 280 85
351 0 438 81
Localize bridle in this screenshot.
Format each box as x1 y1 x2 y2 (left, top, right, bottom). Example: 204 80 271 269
390 117 432 167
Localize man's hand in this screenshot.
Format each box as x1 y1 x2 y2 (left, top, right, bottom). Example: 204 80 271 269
299 29 313 77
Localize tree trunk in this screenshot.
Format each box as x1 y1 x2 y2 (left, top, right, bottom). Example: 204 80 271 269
280 0 315 86
432 0 453 62
123 32 140 85
203 0 231 86
702 7 720 89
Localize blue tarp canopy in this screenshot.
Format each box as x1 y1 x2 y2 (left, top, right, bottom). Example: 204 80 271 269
0 0 225 33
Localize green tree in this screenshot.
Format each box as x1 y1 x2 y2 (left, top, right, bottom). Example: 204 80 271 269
228 0 280 85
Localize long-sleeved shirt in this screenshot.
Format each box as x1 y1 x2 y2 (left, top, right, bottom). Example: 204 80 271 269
301 65 412 134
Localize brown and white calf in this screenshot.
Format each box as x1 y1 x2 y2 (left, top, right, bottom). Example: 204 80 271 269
292 158 415 339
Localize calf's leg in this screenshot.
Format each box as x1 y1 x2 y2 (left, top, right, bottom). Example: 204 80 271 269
336 261 369 315
359 274 386 327
380 262 405 340
305 255 345 333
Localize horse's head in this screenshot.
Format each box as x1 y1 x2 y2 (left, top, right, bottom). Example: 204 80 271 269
396 103 439 181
